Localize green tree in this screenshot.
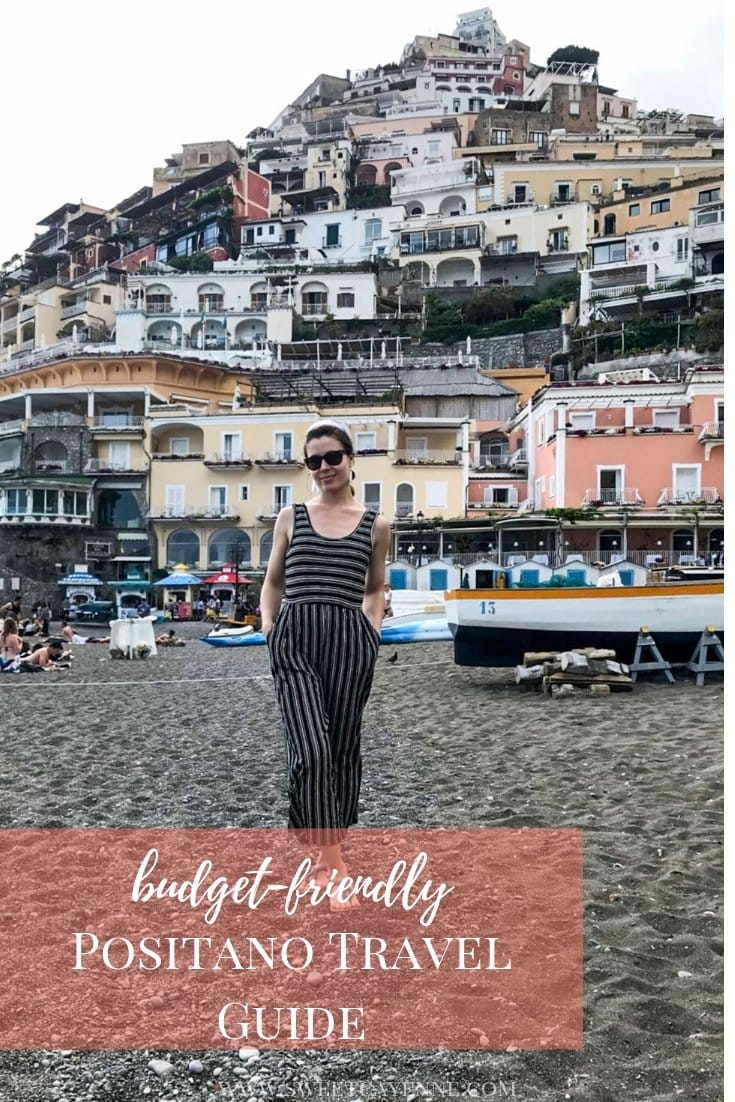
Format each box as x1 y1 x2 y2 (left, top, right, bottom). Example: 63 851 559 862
423 293 465 342
463 285 515 324
167 252 214 273
547 45 600 66
693 309 724 352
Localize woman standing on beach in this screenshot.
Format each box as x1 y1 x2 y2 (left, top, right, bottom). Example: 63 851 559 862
260 420 390 899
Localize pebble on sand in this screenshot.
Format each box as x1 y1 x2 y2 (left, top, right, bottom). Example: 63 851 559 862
238 1046 260 1061
148 1058 173 1077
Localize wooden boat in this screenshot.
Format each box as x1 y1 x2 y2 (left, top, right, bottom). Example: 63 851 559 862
445 581 724 668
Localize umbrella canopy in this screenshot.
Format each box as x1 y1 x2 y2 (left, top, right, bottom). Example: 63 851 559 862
153 571 201 587
201 565 251 586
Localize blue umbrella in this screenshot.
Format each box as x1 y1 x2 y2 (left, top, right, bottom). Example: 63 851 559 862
153 572 201 587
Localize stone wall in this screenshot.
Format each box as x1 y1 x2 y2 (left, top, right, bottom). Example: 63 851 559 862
407 327 563 368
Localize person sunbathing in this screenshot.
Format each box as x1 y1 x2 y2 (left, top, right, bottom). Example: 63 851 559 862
19 639 66 672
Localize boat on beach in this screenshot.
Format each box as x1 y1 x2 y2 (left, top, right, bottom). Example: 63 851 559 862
200 608 450 648
445 580 724 667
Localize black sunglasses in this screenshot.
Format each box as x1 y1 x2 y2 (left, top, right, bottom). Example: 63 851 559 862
305 449 347 471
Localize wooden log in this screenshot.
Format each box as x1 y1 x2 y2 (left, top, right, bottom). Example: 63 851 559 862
523 651 560 666
589 684 612 696
551 683 576 697
588 649 617 660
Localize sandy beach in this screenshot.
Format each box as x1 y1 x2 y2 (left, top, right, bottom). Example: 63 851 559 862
0 625 723 1101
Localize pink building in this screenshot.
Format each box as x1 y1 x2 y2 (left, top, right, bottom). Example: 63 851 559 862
468 366 724 564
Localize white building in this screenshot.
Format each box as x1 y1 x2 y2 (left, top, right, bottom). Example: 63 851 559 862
115 270 379 352
580 223 694 323
454 8 507 56
391 158 482 218
235 205 399 266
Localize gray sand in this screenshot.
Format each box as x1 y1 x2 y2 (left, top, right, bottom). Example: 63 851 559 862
0 624 723 1101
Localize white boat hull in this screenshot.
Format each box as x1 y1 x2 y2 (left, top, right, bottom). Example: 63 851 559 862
445 583 724 667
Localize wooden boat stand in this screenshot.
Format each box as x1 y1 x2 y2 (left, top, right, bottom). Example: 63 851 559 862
629 627 675 683
686 626 725 686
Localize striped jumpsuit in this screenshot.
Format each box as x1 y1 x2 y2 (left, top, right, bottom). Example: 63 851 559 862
267 503 381 845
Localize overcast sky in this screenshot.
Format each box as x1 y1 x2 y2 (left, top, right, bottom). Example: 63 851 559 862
0 0 724 264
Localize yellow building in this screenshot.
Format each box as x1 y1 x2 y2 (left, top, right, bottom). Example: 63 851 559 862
591 171 723 238
471 156 724 211
147 408 469 570
1 273 126 359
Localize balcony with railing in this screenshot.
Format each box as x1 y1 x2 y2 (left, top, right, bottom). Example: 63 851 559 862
0 418 25 437
145 301 174 314
254 452 304 468
508 450 528 468
581 487 644 507
400 226 482 256
471 452 510 471
19 305 36 323
1 316 18 335
393 450 462 466
698 421 724 442
0 459 20 474
151 451 205 461
256 502 288 520
91 416 145 433
149 504 239 520
657 486 722 507
60 299 90 320
203 452 253 468
84 459 148 474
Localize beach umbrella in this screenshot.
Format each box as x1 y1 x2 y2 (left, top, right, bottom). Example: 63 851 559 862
153 570 202 587
201 567 251 586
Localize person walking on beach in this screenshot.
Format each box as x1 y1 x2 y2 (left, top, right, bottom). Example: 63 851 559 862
260 419 390 905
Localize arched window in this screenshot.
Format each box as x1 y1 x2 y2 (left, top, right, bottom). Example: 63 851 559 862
197 282 225 312
439 194 467 217
301 281 328 317
356 164 378 186
250 282 268 310
383 161 403 185
166 530 200 568
144 283 172 313
259 529 274 566
97 489 143 529
408 203 424 217
208 529 252 567
34 440 68 472
396 483 414 518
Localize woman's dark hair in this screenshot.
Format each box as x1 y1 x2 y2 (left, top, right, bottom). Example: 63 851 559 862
303 420 354 456
2 617 17 636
